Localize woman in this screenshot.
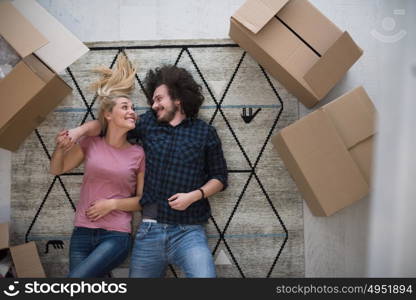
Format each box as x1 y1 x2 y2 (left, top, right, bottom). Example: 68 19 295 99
50 55 145 278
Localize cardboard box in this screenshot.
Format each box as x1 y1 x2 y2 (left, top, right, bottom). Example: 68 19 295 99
229 0 363 108
0 223 46 277
0 0 89 151
272 87 376 216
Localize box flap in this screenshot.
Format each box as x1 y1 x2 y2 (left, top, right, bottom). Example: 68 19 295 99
0 223 9 250
10 242 46 277
230 17 321 107
350 137 374 184
303 31 363 99
232 0 289 34
277 0 343 55
23 55 55 83
12 0 89 73
0 1 48 58
229 11 321 107
278 109 369 216
323 86 376 150
272 132 326 216
0 61 45 131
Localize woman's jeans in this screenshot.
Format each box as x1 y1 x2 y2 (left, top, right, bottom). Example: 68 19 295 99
129 221 216 278
68 227 131 278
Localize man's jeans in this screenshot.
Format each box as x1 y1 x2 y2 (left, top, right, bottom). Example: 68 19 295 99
68 227 131 278
129 221 216 278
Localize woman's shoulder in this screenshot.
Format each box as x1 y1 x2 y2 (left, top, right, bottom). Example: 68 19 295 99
129 144 145 155
80 135 102 142
78 135 103 149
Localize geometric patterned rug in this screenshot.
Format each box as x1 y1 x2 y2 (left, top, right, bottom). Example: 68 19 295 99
11 39 304 277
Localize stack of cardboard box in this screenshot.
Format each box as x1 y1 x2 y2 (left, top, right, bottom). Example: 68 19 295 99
0 0 89 151
230 0 376 216
0 0 89 277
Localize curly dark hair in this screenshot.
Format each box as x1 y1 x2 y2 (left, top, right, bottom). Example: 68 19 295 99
144 65 204 118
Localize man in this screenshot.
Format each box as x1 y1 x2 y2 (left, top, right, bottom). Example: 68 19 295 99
66 65 228 278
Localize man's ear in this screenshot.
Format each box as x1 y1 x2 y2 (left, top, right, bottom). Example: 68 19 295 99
173 99 181 108
174 99 184 112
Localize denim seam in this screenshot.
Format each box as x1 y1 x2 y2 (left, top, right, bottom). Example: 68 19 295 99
95 235 130 275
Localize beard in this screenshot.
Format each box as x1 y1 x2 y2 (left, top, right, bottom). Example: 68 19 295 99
156 105 177 123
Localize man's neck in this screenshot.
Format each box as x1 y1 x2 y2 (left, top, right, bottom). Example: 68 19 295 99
169 112 187 127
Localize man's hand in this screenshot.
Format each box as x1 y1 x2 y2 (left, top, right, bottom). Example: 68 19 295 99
168 191 200 211
59 127 83 151
55 130 72 152
85 199 116 221
55 127 83 153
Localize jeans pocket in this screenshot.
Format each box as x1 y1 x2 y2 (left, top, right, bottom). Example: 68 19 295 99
136 222 152 239
73 226 82 233
180 224 204 233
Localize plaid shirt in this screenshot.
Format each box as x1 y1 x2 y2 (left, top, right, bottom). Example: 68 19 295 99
128 110 228 224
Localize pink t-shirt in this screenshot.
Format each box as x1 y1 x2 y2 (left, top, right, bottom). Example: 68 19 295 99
74 136 145 233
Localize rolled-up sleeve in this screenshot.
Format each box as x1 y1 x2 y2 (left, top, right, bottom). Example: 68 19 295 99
205 126 228 191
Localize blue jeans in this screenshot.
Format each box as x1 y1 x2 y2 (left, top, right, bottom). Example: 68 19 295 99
68 227 131 278
129 222 216 278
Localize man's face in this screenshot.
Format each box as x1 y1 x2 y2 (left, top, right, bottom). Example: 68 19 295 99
151 84 179 123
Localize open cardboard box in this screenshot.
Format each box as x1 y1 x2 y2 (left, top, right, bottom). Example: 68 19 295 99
0 0 89 151
272 86 376 216
0 223 45 277
230 0 363 108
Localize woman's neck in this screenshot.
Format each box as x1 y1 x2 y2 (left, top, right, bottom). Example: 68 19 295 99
104 126 129 149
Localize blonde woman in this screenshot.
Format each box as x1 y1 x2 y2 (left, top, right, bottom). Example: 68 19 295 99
50 55 145 278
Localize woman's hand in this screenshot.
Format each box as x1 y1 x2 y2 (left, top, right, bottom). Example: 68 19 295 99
85 199 116 222
59 127 83 152
67 127 83 144
55 130 72 152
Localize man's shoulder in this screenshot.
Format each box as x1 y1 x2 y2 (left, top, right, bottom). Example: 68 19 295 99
137 110 156 129
190 118 220 142
191 118 215 130
139 110 154 122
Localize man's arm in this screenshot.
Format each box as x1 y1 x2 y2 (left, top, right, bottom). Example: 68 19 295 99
65 112 145 152
75 120 102 137
202 125 228 190
50 131 85 175
168 179 223 211
62 120 102 152
168 126 228 211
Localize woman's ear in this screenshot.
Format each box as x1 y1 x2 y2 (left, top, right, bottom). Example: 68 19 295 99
104 110 112 122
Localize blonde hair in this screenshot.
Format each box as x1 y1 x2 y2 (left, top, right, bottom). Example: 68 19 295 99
90 54 136 135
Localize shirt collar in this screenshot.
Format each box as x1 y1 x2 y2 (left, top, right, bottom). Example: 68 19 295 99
150 110 194 128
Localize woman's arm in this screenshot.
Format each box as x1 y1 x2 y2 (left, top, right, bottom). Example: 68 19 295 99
85 172 144 222
50 131 84 175
113 171 144 212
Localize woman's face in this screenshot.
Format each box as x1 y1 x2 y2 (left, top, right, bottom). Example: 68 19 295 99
105 97 137 130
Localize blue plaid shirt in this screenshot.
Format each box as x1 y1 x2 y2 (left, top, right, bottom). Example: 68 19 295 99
128 110 228 224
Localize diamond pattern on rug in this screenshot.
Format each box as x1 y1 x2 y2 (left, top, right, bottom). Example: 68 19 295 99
11 39 303 278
